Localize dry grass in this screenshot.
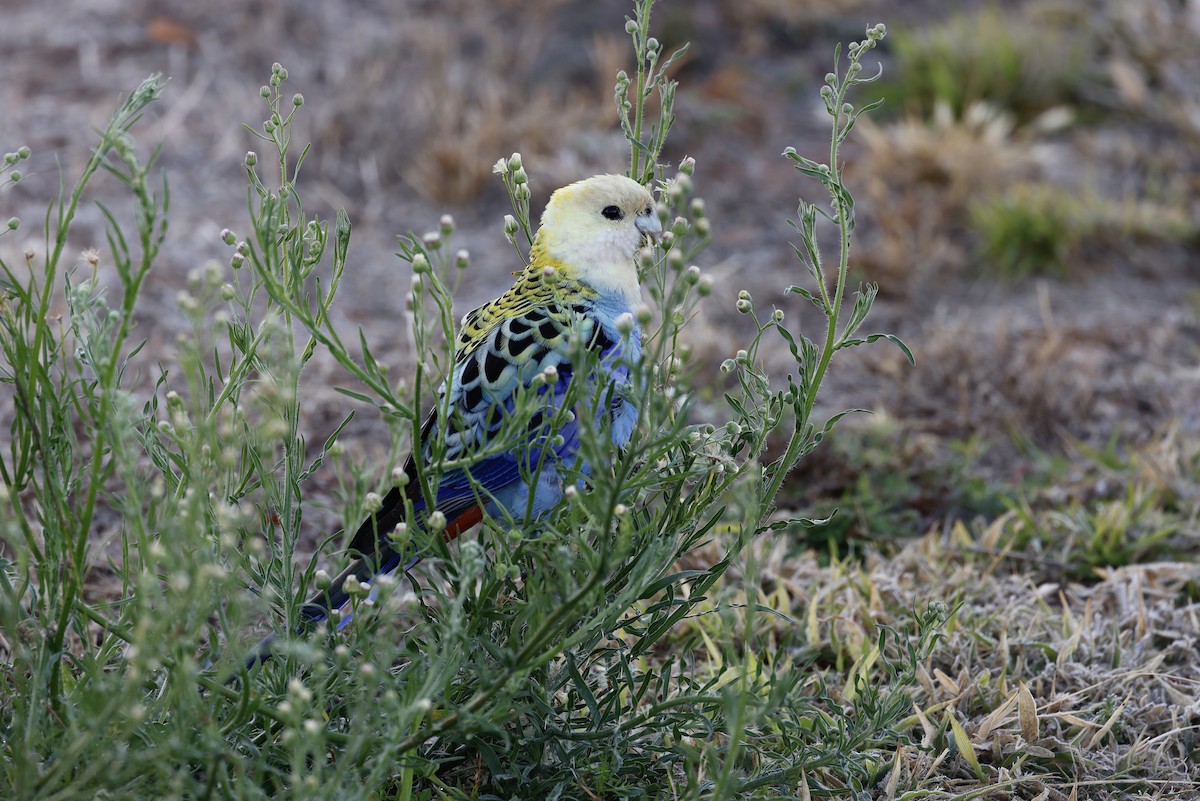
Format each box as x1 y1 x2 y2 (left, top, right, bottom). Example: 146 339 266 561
877 292 1188 447
674 490 1199 798
852 102 1041 293
315 1 624 205
1097 0 1200 144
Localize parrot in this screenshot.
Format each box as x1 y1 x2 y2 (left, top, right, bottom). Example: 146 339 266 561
245 173 660 668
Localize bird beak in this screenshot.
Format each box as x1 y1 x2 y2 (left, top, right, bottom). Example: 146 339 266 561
635 211 662 243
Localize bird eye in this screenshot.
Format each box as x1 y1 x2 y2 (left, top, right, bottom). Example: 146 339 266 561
601 205 624 221
643 205 652 216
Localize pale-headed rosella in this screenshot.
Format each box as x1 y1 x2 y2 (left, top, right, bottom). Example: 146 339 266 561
247 174 660 667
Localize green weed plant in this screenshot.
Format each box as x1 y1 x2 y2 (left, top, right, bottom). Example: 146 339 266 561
0 6 942 799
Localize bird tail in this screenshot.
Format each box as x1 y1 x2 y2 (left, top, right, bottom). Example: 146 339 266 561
241 504 484 671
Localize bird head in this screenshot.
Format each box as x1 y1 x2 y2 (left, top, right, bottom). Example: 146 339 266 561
533 174 661 305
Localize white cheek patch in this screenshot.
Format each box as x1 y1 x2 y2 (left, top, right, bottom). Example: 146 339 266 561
550 225 643 305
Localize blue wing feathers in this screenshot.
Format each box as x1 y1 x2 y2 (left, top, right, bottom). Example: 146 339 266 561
247 298 641 667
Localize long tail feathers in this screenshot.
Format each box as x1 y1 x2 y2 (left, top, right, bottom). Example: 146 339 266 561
241 504 484 672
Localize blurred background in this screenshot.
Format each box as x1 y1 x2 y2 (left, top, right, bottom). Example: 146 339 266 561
1 0 1197 551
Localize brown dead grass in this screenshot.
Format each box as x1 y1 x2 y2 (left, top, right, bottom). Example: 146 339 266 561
851 102 1041 294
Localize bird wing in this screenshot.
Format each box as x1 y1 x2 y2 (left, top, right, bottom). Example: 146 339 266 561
296 298 625 629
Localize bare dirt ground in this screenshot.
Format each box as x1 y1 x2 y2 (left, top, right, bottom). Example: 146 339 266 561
2 0 1198 796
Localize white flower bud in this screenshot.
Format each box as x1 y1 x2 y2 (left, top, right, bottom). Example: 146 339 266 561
428 510 446 532
364 492 383 513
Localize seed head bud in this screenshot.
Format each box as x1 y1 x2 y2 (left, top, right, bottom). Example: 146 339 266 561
614 503 628 517
411 253 429 273
508 152 522 171
439 214 455 234
624 19 638 34
736 299 752 314
8 171 20 183
410 274 423 292
292 93 304 106
220 228 237 245
364 492 383 513
244 151 257 167
504 214 519 237
455 249 470 269
685 265 701 284
542 365 558 382
647 37 659 51
564 484 578 500
668 249 684 269
842 102 853 115
635 304 653 325
315 569 331 590
825 72 837 85
512 167 528 185
615 312 635 335
690 198 705 217
738 290 752 302
423 231 441 250
679 156 696 176
773 309 785 323
694 218 710 236
542 264 557 282
6 217 18 231
821 86 834 101
260 85 271 98
428 510 446 532
16 146 30 160
638 247 655 269
516 183 530 201
230 253 245 270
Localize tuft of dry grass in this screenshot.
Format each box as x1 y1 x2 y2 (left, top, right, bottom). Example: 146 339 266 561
852 102 1040 293
882 304 1173 447
1097 0 1200 145
315 1 623 206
